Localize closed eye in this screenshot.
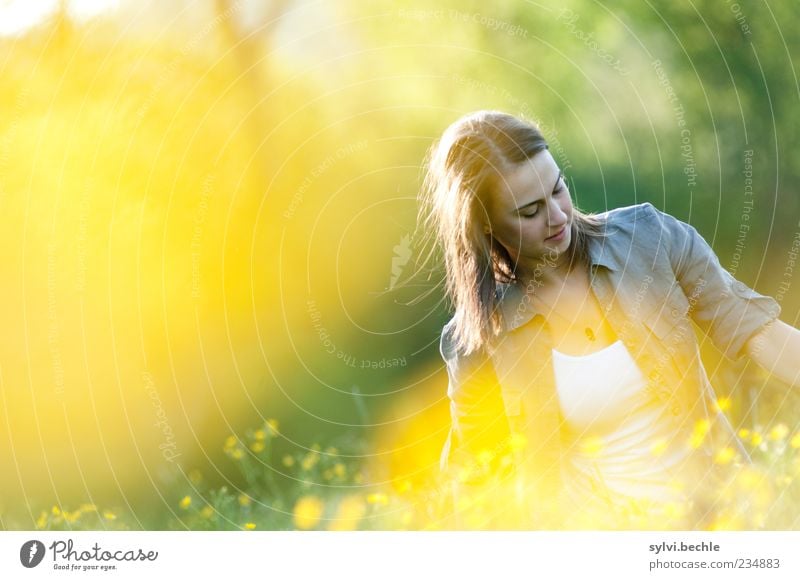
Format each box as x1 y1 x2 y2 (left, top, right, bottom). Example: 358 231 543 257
521 187 564 218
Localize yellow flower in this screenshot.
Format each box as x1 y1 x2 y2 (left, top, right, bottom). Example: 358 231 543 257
103 510 117 521
200 506 214 519
64 510 81 523
333 463 346 478
36 511 48 529
265 419 280 437
738 428 750 440
301 452 319 471
327 494 366 531
791 433 800 449
238 494 251 507
689 419 711 449
769 423 789 441
51 505 61 516
713 397 731 413
282 455 295 467
366 493 389 505
250 441 265 453
244 522 256 530
650 438 668 457
78 503 97 514
750 432 764 447
254 429 266 440
714 447 736 465
325 446 339 455
224 435 237 450
293 496 324 530
179 496 192 509
230 448 244 460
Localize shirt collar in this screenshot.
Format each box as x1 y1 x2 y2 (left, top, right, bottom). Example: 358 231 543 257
496 233 620 333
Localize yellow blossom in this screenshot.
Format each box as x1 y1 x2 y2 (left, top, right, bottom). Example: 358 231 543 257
327 494 366 531
265 419 280 437
78 503 97 513
238 494 251 507
366 493 389 505
714 447 736 465
224 435 237 449
36 511 48 529
254 429 266 440
738 428 750 440
230 448 244 460
769 423 789 441
713 397 731 413
293 496 324 530
64 510 81 523
51 506 61 516
250 441 265 453
689 419 711 449
179 496 192 509
333 463 346 478
301 452 319 471
244 522 256 530
282 455 295 467
750 432 763 447
103 510 117 521
200 506 214 519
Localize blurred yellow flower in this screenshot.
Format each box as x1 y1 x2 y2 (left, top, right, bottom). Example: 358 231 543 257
238 494 252 507
791 433 800 449
64 510 81 524
366 493 389 505
266 419 280 437
738 428 750 440
36 511 47 529
188 469 203 485
254 429 266 440
250 441 265 453
333 463 346 478
713 397 731 413
327 494 366 531
293 496 324 530
750 432 764 447
103 510 117 521
78 503 97 513
301 452 319 471
52 506 61 516
713 447 736 465
769 423 789 441
244 522 256 530
200 506 214 519
230 448 244 460
282 455 295 467
224 435 237 450
689 419 711 449
179 496 192 509
325 446 339 455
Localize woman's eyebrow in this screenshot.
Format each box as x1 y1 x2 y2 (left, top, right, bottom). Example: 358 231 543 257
513 170 563 213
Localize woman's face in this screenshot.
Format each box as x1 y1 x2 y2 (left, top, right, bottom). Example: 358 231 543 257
483 151 574 268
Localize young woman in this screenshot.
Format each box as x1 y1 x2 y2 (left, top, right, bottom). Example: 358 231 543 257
420 110 800 529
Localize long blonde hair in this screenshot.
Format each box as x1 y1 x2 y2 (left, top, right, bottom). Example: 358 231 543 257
418 110 606 356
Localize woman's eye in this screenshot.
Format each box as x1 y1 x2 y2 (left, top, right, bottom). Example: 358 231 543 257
553 187 564 195
522 210 538 218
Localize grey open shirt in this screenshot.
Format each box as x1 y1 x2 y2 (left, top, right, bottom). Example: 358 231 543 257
439 202 781 506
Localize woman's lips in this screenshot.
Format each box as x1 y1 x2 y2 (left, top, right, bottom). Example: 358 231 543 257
545 226 566 241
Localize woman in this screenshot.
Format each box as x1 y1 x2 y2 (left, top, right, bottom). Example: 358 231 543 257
420 110 800 530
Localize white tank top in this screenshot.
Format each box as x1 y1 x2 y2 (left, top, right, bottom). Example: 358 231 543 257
551 340 695 518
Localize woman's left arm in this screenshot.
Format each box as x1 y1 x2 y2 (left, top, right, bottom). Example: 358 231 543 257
745 319 800 387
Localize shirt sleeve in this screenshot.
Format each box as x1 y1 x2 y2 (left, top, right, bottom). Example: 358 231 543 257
649 204 782 360
439 320 512 484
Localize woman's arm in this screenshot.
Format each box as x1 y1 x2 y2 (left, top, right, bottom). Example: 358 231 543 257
745 319 800 387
